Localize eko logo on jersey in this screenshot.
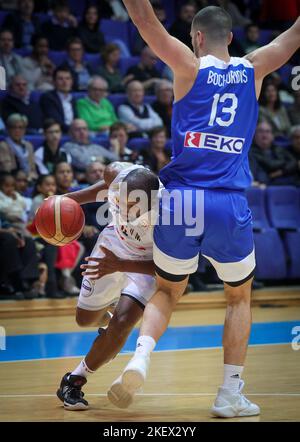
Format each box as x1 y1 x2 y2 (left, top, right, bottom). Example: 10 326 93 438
184 131 245 154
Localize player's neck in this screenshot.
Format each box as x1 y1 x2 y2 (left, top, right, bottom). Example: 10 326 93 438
202 47 231 63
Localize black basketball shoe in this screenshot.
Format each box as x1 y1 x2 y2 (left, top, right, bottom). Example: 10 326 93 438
57 372 89 410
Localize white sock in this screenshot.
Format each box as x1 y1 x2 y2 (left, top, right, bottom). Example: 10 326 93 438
222 364 244 393
71 359 95 379
135 335 156 357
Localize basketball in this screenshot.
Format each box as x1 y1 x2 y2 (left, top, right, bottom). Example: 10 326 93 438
34 196 85 246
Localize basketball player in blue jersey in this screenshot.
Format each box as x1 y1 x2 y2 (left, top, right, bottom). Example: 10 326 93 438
108 1 300 417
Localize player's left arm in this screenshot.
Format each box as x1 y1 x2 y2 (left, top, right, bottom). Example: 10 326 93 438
81 247 155 278
245 17 300 81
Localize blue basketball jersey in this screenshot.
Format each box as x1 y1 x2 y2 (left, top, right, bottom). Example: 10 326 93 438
159 55 259 190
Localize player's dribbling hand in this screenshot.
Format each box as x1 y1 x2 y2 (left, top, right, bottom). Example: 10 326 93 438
80 247 122 279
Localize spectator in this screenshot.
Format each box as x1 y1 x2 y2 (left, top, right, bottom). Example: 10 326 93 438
287 125 300 186
0 173 28 229
259 82 292 137
22 35 55 92
118 81 163 137
0 29 24 85
1 75 43 132
35 119 70 175
77 5 105 54
76 76 118 134
288 90 300 126
241 23 262 54
0 114 37 181
169 2 196 50
98 0 129 22
28 174 62 298
0 215 40 299
40 66 77 133
109 122 142 163
62 37 93 92
152 80 173 136
97 43 133 93
53 161 84 295
249 121 297 186
62 119 118 175
85 161 106 185
13 169 32 218
126 46 162 94
41 0 77 50
140 126 171 173
2 0 41 49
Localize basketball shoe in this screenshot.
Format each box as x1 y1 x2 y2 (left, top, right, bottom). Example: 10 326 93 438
57 372 89 410
211 380 260 417
107 354 150 408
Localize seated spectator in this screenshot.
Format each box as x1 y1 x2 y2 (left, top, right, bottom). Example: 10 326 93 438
97 43 133 93
241 24 261 54
109 122 143 163
98 0 129 22
152 80 173 137
2 0 41 49
0 215 40 299
249 121 297 186
1 75 43 132
0 114 37 181
61 37 93 92
41 0 77 51
140 126 171 173
288 90 300 126
77 5 105 54
22 35 55 92
169 2 196 50
62 119 118 175
259 82 292 137
85 161 106 185
0 172 28 230
13 169 32 218
287 125 300 186
35 119 71 175
118 81 163 137
40 66 77 133
0 29 24 85
126 46 162 94
76 76 118 134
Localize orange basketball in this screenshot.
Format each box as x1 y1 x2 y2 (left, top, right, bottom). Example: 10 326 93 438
34 196 85 246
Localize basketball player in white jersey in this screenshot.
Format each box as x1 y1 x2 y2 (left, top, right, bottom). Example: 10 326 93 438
108 1 300 417
56 162 160 409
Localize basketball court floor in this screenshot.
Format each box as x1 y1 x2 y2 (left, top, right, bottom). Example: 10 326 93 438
0 295 300 422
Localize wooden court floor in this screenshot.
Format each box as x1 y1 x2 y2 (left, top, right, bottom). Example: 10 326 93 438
0 304 300 422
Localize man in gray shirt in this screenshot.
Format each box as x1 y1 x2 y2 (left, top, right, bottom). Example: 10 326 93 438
62 119 118 173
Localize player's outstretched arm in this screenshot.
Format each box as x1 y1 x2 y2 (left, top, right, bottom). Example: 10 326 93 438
122 0 198 79
246 17 300 81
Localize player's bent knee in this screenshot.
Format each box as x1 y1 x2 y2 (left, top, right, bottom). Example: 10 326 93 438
76 307 107 327
108 313 134 339
224 272 254 305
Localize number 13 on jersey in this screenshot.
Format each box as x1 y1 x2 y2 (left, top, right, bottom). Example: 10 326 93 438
208 93 238 127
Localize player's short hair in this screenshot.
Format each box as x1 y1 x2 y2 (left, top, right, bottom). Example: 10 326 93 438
192 6 232 43
124 168 160 210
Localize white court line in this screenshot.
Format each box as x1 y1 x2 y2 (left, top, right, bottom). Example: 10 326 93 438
1 393 300 398
0 342 292 364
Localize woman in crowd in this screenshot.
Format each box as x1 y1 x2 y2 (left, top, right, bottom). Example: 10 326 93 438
97 43 133 93
77 5 106 54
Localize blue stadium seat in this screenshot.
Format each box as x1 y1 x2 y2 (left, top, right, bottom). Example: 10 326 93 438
0 91 7 101
284 231 300 278
108 93 127 110
165 139 172 150
48 51 67 66
266 186 300 229
30 90 43 103
72 92 86 101
0 11 8 27
14 48 31 57
259 29 274 45
254 229 287 280
274 135 290 148
84 53 102 71
34 13 50 24
68 0 87 17
24 135 44 149
119 56 140 76
246 187 270 230
128 138 150 151
278 64 293 85
100 19 130 48
144 95 156 105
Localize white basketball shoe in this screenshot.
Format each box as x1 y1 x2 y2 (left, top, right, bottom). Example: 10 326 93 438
107 354 150 408
211 380 260 418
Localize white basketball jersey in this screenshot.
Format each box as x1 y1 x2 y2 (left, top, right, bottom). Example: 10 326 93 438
108 164 159 258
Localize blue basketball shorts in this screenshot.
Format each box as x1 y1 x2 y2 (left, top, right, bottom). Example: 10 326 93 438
153 188 255 283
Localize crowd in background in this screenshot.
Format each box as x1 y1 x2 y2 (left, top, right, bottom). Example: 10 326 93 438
0 0 300 300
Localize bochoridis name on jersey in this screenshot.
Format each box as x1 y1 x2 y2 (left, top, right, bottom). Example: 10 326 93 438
207 69 248 86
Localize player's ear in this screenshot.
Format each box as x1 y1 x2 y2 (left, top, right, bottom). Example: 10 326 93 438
228 32 233 46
